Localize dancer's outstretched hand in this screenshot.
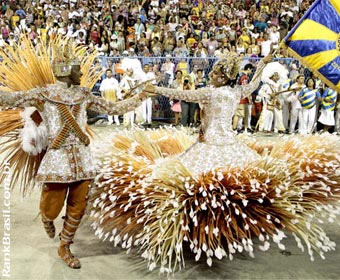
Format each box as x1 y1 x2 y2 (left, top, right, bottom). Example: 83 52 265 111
262 54 273 64
137 85 157 100
144 84 156 94
137 91 148 100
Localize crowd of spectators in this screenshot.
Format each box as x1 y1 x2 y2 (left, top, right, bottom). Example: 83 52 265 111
3 0 339 135
0 0 311 58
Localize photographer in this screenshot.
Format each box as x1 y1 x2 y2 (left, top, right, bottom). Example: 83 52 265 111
180 75 196 126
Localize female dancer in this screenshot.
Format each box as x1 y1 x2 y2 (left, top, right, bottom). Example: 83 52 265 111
142 55 271 173
91 54 340 273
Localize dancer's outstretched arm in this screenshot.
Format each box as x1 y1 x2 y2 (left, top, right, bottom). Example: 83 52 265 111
0 88 44 108
144 85 211 103
234 55 272 99
87 91 147 115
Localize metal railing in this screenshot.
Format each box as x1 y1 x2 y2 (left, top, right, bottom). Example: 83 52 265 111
93 56 307 121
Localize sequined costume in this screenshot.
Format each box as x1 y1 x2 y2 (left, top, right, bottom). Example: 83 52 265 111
152 61 265 174
0 81 142 183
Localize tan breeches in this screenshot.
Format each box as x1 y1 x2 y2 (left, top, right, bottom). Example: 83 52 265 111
40 180 92 221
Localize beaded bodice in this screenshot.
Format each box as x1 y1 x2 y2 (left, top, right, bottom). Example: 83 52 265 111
199 86 239 145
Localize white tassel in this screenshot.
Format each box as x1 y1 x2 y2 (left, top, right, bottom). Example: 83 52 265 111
20 107 48 155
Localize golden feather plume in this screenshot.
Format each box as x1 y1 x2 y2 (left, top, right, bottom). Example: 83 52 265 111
0 34 103 90
90 129 340 273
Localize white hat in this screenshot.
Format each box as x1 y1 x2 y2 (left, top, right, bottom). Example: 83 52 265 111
122 50 128 55
111 34 117 40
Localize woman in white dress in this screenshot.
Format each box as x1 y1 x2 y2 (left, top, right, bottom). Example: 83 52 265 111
143 56 269 173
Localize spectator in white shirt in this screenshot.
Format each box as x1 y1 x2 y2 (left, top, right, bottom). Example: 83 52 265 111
260 33 273 57
161 55 175 86
269 26 280 49
204 34 219 56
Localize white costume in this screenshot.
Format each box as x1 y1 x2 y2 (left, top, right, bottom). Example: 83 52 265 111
283 82 303 133
152 61 266 173
142 71 156 124
258 82 285 132
119 58 148 126
258 62 288 133
120 75 136 127
99 77 121 125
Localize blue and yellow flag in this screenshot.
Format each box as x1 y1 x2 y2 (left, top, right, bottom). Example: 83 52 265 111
284 0 340 91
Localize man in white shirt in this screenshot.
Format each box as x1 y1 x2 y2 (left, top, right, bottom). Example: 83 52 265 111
68 7 80 20
66 23 75 38
282 74 305 133
151 0 159 7
281 6 294 18
120 68 136 128
100 69 121 125
260 33 273 57
258 72 285 133
142 64 156 125
297 0 303 5
75 31 86 45
97 0 104 8
58 26 67 35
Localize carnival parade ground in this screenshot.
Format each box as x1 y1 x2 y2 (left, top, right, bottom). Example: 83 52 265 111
0 124 339 280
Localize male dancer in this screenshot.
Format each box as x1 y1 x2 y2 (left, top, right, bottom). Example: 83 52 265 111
0 43 147 269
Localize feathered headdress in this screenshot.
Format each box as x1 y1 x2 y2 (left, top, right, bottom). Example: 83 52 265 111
214 54 241 80
121 58 147 82
261 62 289 85
52 38 81 77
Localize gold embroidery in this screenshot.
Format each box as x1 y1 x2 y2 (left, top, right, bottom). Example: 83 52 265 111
36 171 96 183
